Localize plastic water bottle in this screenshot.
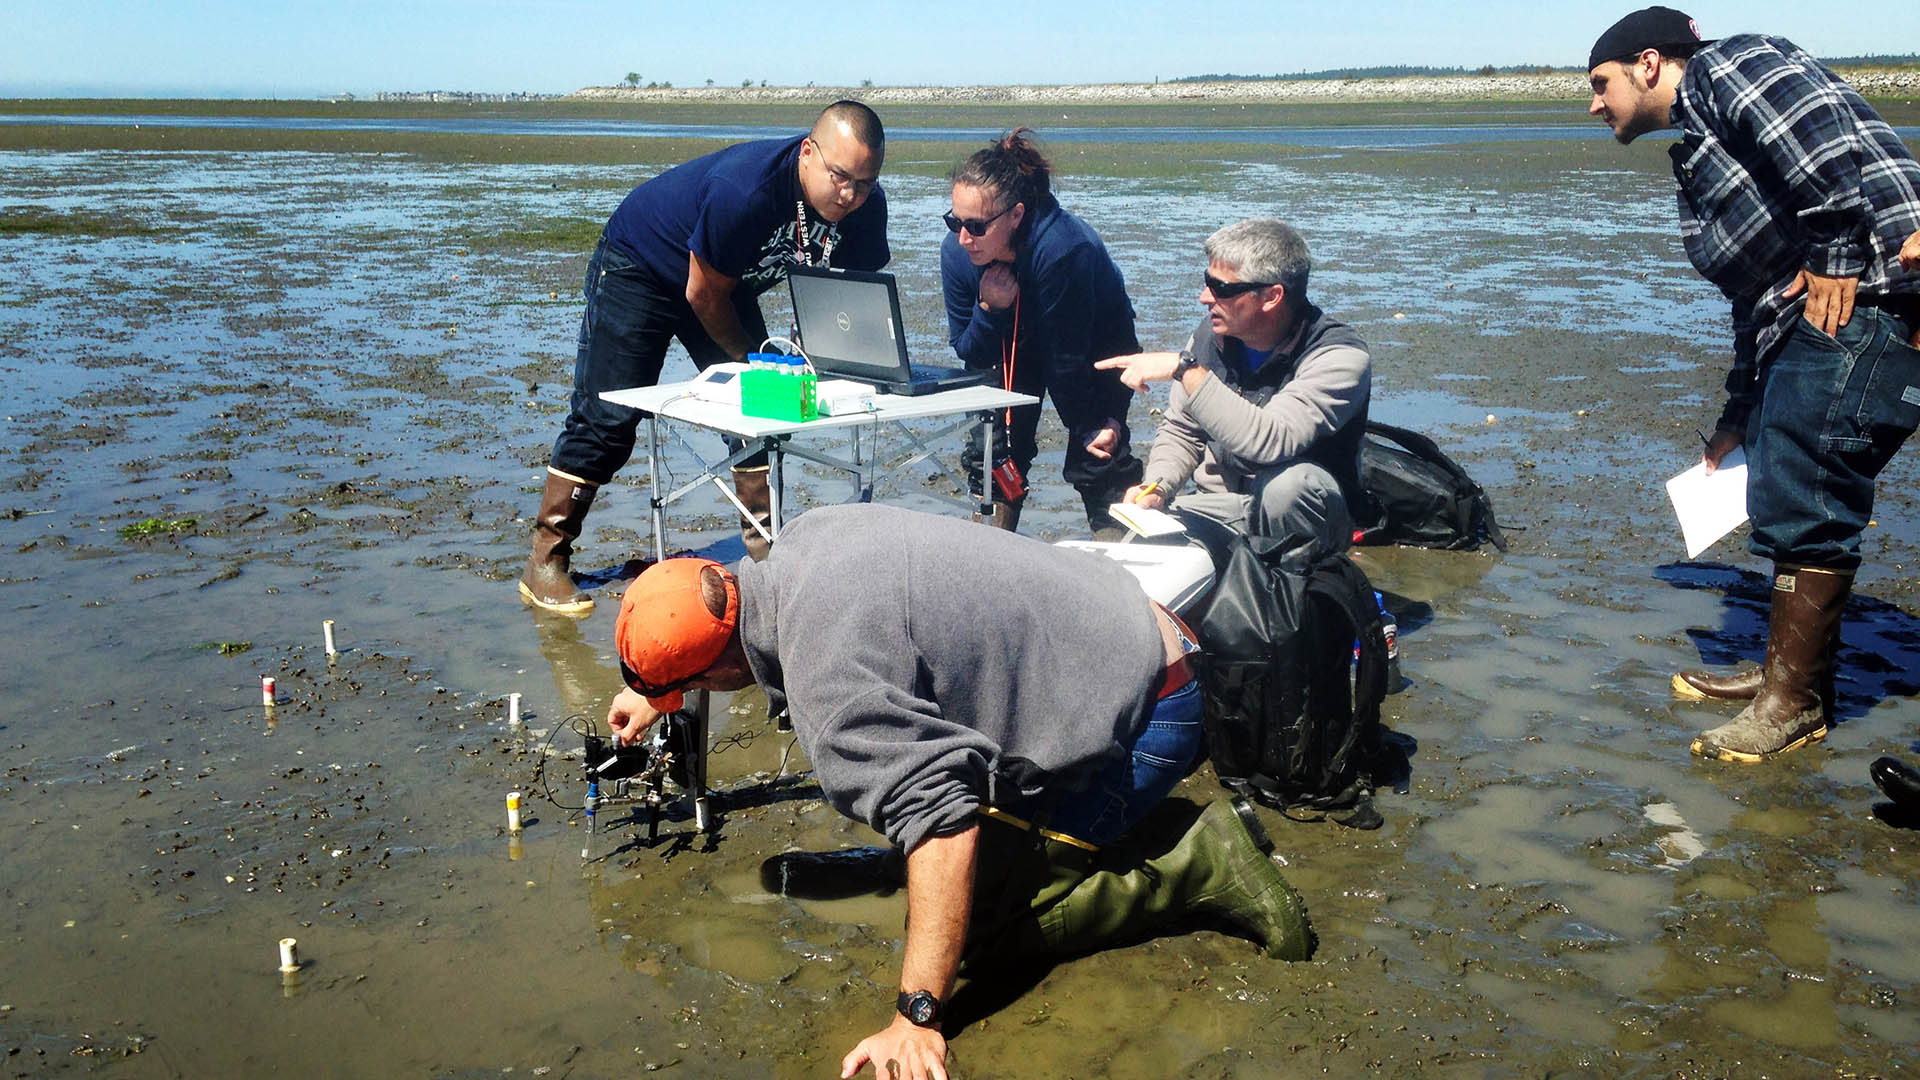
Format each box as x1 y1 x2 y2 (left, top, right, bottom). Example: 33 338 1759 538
1354 590 1401 688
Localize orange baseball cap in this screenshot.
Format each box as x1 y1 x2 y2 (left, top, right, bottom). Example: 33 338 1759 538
614 558 739 713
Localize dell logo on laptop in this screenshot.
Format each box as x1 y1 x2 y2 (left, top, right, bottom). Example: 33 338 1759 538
835 311 852 332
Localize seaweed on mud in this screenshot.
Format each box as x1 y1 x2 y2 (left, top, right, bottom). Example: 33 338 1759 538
117 517 197 539
0 208 169 238
193 640 254 655
456 216 604 254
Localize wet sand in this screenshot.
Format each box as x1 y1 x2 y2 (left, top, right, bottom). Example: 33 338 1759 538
3 103 1918 1077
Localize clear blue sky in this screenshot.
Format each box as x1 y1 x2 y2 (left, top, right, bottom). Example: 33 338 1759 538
4 1 1916 98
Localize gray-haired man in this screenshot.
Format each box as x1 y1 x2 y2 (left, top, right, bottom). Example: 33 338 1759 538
1096 218 1372 561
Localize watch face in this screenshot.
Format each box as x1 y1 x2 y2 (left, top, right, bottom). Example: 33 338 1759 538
903 991 937 1025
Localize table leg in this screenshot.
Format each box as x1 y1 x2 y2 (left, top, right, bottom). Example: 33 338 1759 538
976 410 995 519
688 690 712 833
766 436 784 541
859 421 875 502
647 413 666 563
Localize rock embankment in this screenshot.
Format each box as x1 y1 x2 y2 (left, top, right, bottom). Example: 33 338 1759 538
569 70 1920 106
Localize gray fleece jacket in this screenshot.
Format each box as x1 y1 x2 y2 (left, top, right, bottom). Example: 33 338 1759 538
733 503 1166 853
1143 306 1371 504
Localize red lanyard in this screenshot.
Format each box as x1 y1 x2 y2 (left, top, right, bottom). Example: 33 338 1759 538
999 294 1021 426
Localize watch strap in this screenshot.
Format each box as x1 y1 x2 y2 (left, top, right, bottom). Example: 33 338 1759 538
896 989 941 1027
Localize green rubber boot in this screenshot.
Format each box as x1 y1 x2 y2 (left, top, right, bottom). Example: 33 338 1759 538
967 800 1314 967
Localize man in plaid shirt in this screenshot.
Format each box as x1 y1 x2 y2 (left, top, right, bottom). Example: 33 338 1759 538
1587 7 1920 762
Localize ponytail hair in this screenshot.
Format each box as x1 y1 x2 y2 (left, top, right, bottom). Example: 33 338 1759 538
951 127 1052 214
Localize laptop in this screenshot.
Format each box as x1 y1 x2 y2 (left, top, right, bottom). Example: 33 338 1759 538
787 265 990 396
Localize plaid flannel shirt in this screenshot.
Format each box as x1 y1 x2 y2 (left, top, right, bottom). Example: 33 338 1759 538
1668 34 1920 432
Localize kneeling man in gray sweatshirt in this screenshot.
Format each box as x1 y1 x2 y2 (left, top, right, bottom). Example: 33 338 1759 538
606 503 1310 1080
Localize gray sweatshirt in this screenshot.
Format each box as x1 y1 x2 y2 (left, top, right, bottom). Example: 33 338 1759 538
734 504 1166 853
1143 308 1371 501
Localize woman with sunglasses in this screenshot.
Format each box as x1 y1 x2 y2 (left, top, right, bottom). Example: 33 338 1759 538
940 128 1143 536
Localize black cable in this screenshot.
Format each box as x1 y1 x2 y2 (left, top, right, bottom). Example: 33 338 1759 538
532 712 596 812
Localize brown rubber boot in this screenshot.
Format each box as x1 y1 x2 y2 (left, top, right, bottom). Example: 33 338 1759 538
973 498 1023 533
732 465 774 562
1671 665 1763 702
518 469 597 615
1691 565 1851 763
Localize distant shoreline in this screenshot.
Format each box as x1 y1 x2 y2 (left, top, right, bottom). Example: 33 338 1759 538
568 69 1920 105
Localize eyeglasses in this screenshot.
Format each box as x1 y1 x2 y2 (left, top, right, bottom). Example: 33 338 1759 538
810 140 878 197
824 161 877 197
943 202 1016 237
1203 273 1277 299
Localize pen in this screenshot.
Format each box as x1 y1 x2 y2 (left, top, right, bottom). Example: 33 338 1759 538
1135 480 1161 504
1696 429 1712 450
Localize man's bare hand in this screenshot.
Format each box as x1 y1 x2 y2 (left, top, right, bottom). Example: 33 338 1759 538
1702 428 1743 475
1782 269 1858 337
840 1017 950 1080
607 688 662 747
1122 482 1167 510
1900 230 1920 271
1094 351 1182 393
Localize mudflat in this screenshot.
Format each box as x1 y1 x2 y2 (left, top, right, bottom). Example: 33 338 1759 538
2 100 1917 1077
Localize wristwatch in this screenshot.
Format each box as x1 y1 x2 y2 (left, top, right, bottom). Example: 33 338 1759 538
896 989 942 1028
1172 349 1201 381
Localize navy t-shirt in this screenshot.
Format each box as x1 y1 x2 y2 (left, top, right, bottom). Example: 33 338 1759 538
1239 345 1273 382
600 134 890 296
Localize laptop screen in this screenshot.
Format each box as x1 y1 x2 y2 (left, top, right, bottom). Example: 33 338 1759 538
787 266 915 384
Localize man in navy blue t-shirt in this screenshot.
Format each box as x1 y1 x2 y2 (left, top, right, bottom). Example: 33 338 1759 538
521 101 890 614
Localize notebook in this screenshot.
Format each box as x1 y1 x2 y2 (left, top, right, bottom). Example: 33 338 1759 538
786 265 989 396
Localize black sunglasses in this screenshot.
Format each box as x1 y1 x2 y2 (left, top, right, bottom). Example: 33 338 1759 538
619 657 699 701
1203 273 1277 299
943 202 1016 237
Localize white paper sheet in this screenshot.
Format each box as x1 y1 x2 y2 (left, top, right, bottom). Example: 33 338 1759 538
1665 446 1749 559
1107 502 1187 538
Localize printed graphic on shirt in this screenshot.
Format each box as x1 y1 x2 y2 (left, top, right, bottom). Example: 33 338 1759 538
739 216 840 296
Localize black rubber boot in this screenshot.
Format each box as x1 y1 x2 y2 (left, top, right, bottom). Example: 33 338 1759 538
518 469 597 615
759 847 906 899
1871 756 1920 810
1692 565 1851 763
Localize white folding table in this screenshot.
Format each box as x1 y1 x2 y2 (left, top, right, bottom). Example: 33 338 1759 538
600 378 1037 562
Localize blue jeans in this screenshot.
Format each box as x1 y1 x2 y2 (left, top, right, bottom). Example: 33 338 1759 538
1043 679 1205 848
1746 305 1920 570
550 238 769 484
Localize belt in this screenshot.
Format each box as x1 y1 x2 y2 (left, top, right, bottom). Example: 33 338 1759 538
1156 606 1200 700
978 805 1100 851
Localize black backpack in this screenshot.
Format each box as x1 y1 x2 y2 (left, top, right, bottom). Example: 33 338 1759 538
1180 512 1390 829
1355 421 1507 551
